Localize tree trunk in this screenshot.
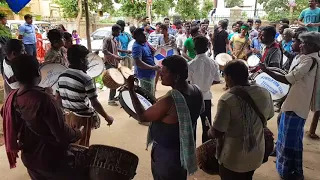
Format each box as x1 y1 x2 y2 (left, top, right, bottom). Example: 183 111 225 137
76 0 82 34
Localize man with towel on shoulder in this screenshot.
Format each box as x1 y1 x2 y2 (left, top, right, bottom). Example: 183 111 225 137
260 31 320 180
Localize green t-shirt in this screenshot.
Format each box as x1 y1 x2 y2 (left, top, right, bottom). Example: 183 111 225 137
183 37 196 60
299 7 320 32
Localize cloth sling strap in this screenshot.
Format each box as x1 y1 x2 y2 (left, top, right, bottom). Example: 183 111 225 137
229 87 266 127
235 37 249 58
229 87 274 163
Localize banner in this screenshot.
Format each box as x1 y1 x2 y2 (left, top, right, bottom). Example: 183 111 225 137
6 0 31 13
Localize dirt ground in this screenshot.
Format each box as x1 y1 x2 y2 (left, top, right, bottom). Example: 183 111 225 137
0 83 320 180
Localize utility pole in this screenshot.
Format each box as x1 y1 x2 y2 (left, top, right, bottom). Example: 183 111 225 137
254 0 258 18
84 0 91 51
213 0 217 8
147 0 152 24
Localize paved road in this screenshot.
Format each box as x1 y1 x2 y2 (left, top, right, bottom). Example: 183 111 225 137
0 83 320 180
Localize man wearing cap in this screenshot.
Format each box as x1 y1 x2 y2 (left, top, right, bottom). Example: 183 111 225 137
260 31 320 180
18 14 37 58
116 20 133 69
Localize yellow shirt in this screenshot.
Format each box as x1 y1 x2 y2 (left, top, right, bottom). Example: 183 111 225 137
231 34 250 60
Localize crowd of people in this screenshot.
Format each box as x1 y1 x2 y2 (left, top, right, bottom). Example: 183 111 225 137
0 1 320 180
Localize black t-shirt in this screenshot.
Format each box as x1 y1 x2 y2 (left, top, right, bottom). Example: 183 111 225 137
213 29 228 55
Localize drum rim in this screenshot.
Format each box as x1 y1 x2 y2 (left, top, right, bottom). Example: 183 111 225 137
119 86 156 120
251 69 289 101
38 62 67 87
215 53 232 66
247 55 260 67
87 53 105 78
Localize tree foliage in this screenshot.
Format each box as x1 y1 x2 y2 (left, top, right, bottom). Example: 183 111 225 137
258 0 308 22
118 0 147 21
176 0 200 20
225 0 244 8
152 0 175 17
200 0 214 18
55 0 114 18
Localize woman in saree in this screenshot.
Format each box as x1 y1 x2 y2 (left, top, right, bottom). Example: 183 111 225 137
36 28 45 63
127 55 204 180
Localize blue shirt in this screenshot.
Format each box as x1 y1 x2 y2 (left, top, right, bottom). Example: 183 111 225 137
132 42 156 79
19 23 36 44
250 37 262 58
168 27 177 36
299 7 320 32
282 40 293 53
116 32 132 57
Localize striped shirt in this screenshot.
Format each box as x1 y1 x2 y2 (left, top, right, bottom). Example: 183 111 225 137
57 68 97 117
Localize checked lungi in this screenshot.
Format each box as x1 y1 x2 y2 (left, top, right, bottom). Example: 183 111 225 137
276 111 305 179
139 78 155 96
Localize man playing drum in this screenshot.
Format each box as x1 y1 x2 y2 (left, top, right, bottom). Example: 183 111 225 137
1 54 84 180
127 55 203 180
56 45 114 147
132 28 160 96
116 20 133 69
44 29 68 67
228 24 251 60
259 26 282 68
102 24 123 106
260 32 320 180
188 35 220 144
209 60 274 180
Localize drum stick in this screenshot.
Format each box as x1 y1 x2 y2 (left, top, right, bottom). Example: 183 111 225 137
205 117 212 128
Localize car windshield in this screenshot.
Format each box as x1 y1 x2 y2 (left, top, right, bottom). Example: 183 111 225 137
92 30 111 39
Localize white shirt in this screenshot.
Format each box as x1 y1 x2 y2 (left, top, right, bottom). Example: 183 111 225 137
282 52 320 119
188 53 220 100
176 33 188 49
289 54 301 72
3 59 19 89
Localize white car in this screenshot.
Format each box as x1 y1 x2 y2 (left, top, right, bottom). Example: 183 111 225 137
81 26 131 56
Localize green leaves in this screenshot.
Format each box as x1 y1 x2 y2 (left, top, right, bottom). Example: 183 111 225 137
152 0 175 17
176 0 201 20
225 0 244 8
258 0 308 21
118 0 147 21
55 0 114 18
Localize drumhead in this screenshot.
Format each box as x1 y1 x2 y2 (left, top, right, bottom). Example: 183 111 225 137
120 66 133 79
87 53 105 78
108 68 125 85
215 53 232 66
38 63 67 88
247 55 260 67
282 55 288 66
154 46 178 65
253 71 289 101
128 40 135 52
119 86 156 120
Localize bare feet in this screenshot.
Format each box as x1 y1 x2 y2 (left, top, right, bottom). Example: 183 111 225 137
306 131 320 140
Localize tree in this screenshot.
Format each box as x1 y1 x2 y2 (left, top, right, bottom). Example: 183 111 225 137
152 0 175 17
225 0 244 8
176 0 201 20
200 0 214 19
258 0 308 22
118 0 147 21
55 0 114 18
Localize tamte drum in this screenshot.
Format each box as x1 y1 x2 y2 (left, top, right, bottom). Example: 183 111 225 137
196 139 219 175
102 68 125 89
88 145 139 180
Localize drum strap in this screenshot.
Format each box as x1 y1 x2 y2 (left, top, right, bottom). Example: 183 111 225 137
235 37 249 58
229 87 266 128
